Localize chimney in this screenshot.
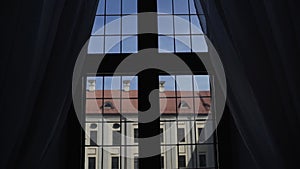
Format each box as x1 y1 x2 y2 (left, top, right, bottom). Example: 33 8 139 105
88 79 96 91
123 80 130 92
159 81 165 92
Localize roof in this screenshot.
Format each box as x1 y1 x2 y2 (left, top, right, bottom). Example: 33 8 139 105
86 90 211 115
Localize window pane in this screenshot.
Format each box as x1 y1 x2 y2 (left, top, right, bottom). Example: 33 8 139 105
104 76 121 95
178 155 186 168
189 0 197 14
158 15 174 34
157 0 173 14
159 36 174 53
134 128 138 143
122 15 137 34
105 16 121 35
88 36 104 54
134 157 139 169
174 15 190 34
86 76 103 98
106 0 121 14
176 75 193 96
122 36 138 53
88 157 96 169
174 0 189 14
92 16 104 35
190 15 203 34
177 128 185 142
113 130 121 145
193 75 210 92
111 157 119 169
199 154 207 167
96 0 105 14
105 36 121 53
90 130 97 145
123 0 137 14
191 35 207 52
175 36 191 52
159 75 176 97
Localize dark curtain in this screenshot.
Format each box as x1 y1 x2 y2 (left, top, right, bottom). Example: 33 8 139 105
0 0 98 168
195 0 300 169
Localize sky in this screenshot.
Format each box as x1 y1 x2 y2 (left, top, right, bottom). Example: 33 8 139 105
87 75 210 91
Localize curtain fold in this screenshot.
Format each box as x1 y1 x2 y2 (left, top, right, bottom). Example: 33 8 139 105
0 0 98 168
196 0 300 169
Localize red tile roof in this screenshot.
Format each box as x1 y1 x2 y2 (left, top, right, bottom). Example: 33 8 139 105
86 90 211 115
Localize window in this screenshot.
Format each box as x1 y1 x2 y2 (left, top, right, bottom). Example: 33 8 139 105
134 128 138 143
134 157 139 169
113 130 121 145
160 128 164 143
90 131 97 146
178 101 190 109
198 128 205 142
111 157 119 169
161 156 164 169
199 154 207 167
178 155 186 168
103 101 114 109
88 157 96 169
157 0 207 53
84 0 218 169
177 128 185 142
89 0 138 54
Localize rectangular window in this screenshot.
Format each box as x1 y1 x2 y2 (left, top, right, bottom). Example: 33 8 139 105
90 131 97 146
88 157 96 169
160 128 164 143
199 154 207 167
178 155 186 168
177 128 185 142
161 156 164 169
134 128 138 143
111 157 119 169
134 157 139 169
198 128 205 142
113 130 121 145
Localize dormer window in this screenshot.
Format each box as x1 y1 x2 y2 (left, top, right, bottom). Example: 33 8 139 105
102 101 114 109
178 101 190 109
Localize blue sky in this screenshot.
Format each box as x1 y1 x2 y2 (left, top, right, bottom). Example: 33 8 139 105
87 75 210 91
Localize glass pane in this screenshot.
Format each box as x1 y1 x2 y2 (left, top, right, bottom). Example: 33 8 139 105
174 15 190 34
176 75 193 96
86 76 103 98
105 36 121 53
159 75 176 97
105 16 121 35
190 15 203 34
191 35 207 52
106 0 121 14
86 99 102 114
96 0 105 14
121 99 138 113
121 76 138 93
104 76 121 97
157 0 173 14
193 75 210 92
160 98 176 114
175 36 191 52
88 36 104 54
189 0 197 14
122 36 138 53
92 16 104 35
158 15 174 34
122 15 137 34
159 36 174 53
174 0 189 14
122 0 137 14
